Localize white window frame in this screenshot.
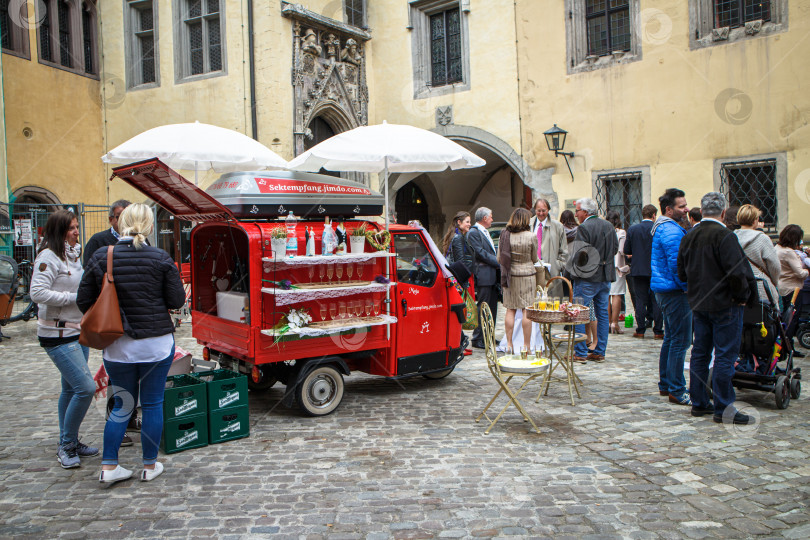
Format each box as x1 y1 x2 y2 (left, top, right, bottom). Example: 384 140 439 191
2 0 31 59
124 0 159 89
408 0 470 99
564 0 642 75
173 0 227 83
34 0 98 78
689 0 788 49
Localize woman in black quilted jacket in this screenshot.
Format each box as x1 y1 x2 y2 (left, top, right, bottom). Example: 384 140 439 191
78 203 185 485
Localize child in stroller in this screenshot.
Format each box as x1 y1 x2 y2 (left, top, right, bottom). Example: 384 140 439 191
732 278 801 409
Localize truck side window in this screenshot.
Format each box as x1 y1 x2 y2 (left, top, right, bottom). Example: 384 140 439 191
394 233 438 287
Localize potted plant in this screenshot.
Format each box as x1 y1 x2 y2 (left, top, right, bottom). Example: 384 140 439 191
270 226 287 259
349 223 367 254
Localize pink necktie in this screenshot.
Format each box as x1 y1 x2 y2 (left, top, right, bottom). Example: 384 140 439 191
536 222 543 260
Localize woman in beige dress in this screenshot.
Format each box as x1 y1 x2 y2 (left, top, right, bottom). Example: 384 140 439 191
498 208 538 354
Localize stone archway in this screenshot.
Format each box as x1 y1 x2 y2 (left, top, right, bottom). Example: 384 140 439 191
11 186 62 205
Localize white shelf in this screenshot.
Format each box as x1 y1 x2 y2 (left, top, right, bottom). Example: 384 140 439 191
261 282 393 306
260 315 397 338
262 251 396 267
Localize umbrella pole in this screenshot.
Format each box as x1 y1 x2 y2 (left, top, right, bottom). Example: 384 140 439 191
384 157 391 339
195 162 198 186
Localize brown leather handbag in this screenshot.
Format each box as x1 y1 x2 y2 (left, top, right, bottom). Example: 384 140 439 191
79 246 124 349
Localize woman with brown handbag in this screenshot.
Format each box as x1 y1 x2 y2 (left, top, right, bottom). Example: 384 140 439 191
30 209 98 469
78 203 185 485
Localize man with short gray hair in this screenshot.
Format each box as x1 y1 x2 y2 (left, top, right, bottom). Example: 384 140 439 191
83 200 131 267
467 207 499 349
678 192 757 425
569 197 617 363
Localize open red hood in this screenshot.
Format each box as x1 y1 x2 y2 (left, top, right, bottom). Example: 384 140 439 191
109 158 235 222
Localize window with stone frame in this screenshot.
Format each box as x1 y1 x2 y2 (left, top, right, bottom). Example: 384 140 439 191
175 0 226 81
35 0 98 77
1 0 30 58
564 0 641 74
689 0 787 49
125 0 159 88
409 0 470 98
595 171 643 229
720 159 778 233
344 0 365 29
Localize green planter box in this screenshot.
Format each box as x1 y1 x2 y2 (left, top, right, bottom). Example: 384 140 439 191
208 405 250 444
193 369 248 412
164 374 207 421
161 412 208 454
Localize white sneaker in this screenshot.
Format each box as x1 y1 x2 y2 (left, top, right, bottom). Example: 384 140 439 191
141 462 164 482
99 465 133 484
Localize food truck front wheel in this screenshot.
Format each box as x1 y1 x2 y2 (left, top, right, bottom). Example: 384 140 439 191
296 365 345 416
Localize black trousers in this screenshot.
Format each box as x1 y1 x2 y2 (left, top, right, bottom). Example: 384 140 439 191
472 284 498 346
632 276 663 335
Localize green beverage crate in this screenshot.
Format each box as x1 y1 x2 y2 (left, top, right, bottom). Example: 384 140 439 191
208 405 250 444
164 374 207 421
193 369 248 412
161 412 208 454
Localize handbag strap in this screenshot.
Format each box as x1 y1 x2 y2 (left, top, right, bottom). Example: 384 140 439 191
106 245 115 282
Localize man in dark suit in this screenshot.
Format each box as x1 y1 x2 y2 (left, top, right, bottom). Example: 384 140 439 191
569 198 617 363
624 204 663 339
83 200 130 267
467 207 499 349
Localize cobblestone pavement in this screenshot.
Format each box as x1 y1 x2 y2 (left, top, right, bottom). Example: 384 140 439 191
1 316 809 539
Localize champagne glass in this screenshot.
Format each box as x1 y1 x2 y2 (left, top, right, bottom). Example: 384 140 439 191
307 264 315 283
329 303 337 320
355 300 363 317
327 263 334 284
573 296 583 307
339 302 347 320
365 298 373 317
336 263 344 283
319 304 327 321
318 264 325 283
347 262 354 281
520 346 528 360
373 299 381 316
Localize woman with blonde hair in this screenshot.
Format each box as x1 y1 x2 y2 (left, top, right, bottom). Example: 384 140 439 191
734 205 780 304
498 208 539 354
78 203 185 485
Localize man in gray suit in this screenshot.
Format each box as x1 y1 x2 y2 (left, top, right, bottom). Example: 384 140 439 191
529 198 568 296
467 207 499 349
568 197 617 363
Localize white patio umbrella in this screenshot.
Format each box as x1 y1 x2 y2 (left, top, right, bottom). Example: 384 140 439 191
101 121 288 184
286 122 486 228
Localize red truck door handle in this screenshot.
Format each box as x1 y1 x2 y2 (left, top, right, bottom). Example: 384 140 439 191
401 298 407 315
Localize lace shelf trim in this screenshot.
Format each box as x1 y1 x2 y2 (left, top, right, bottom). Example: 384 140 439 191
262 251 396 267
260 315 397 337
261 282 393 306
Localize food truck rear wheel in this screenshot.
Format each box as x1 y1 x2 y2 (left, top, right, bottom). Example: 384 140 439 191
297 366 344 416
422 368 454 380
248 367 278 392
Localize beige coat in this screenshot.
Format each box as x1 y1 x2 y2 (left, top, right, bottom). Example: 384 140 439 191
529 216 568 295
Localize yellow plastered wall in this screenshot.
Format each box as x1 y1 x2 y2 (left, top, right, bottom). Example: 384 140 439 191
3 5 105 205
516 0 810 229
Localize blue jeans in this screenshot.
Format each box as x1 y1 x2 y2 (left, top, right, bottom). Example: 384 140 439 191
102 346 174 466
574 281 610 356
44 340 95 446
655 291 692 396
690 307 743 414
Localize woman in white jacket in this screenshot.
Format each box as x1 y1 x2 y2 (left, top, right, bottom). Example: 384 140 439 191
607 211 630 334
30 209 98 469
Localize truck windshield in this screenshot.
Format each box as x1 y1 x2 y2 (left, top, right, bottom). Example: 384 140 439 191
394 233 438 287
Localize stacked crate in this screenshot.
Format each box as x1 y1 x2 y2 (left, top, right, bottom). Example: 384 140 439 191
162 374 209 453
193 369 250 444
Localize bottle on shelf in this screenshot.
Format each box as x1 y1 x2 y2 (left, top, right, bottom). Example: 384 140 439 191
285 211 298 257
322 217 337 255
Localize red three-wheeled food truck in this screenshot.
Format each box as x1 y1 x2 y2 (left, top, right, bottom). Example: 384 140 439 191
111 159 469 416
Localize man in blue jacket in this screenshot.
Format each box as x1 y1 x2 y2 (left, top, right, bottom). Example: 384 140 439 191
651 188 691 405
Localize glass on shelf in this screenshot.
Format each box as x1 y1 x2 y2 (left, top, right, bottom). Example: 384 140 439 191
355 300 363 317
319 304 327 321
347 262 354 281
373 299 381 316
326 263 334 284
307 264 315 282
329 302 337 320
365 298 373 317
336 263 344 283
318 264 326 283
339 301 347 320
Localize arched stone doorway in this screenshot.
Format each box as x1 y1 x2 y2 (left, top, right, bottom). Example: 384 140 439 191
395 181 430 230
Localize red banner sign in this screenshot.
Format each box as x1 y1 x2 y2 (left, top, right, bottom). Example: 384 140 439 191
206 177 372 196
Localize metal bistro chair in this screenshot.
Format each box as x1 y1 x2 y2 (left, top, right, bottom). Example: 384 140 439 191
475 303 549 435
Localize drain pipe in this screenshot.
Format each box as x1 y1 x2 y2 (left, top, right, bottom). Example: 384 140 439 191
248 0 258 140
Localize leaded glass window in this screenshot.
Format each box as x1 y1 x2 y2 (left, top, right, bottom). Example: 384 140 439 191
40 3 52 61
58 0 71 68
429 8 462 87
714 0 771 29
595 172 643 228
720 159 777 233
586 0 630 57
345 0 364 28
184 0 222 76
82 3 94 74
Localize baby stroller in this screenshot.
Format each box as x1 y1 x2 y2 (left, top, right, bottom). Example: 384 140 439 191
713 278 802 409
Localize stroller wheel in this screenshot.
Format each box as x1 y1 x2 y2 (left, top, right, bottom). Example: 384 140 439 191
775 375 790 409
799 327 810 349
790 376 801 399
